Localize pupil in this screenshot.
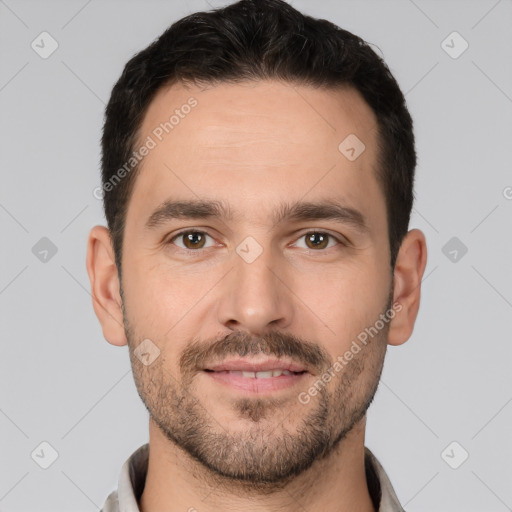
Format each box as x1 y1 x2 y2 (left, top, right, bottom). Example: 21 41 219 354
308 233 326 249
186 232 204 248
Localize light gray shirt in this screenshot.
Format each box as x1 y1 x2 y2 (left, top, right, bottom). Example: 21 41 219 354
101 443 405 511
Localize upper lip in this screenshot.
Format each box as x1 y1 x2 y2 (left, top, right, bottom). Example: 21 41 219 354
204 358 310 374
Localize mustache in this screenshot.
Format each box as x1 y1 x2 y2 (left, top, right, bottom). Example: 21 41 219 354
180 330 331 376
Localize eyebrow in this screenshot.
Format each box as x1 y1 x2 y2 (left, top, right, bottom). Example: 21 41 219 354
145 198 369 234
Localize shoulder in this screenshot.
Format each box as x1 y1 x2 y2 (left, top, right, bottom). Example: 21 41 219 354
100 489 120 512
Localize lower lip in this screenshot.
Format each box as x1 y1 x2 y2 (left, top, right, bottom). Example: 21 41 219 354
203 370 309 393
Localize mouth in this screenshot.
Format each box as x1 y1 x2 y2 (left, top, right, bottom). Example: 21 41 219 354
202 357 312 394
204 369 306 378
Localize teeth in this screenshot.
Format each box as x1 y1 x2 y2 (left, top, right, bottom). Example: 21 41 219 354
227 369 295 378
274 369 293 377
255 371 273 378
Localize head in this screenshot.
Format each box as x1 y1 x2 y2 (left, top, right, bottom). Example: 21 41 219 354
87 0 427 488
100 0 416 276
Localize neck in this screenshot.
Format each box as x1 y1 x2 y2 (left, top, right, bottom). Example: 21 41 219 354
139 417 376 512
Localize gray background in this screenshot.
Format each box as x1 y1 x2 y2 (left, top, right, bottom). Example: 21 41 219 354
1 0 511 510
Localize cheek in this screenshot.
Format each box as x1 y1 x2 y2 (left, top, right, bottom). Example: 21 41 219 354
123 260 192 329
299 258 389 344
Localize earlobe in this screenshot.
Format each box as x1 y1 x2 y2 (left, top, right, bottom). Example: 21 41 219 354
388 229 428 346
86 225 128 346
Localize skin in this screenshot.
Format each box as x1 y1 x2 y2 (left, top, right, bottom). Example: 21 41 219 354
86 80 427 512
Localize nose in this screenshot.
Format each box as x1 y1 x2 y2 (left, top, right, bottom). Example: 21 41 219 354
216 243 294 335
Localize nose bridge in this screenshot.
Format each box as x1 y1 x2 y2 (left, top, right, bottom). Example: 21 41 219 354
216 236 293 333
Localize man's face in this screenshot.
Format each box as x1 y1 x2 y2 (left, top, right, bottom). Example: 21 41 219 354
121 80 393 484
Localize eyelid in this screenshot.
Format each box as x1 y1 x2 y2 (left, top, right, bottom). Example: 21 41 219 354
292 228 349 244
166 228 349 253
289 229 348 251
167 228 218 250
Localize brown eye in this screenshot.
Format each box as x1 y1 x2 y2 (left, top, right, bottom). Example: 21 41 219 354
304 232 330 250
292 231 342 252
170 230 213 250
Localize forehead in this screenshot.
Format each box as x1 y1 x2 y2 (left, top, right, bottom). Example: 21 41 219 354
140 79 378 163
129 79 383 229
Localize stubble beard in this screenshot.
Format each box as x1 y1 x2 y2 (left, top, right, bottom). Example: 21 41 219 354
123 293 390 490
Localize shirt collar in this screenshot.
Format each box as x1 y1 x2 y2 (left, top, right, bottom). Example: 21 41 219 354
102 443 404 512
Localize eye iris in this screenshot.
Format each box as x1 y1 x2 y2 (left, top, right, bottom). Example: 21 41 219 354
178 232 331 250
183 232 205 249
306 232 328 250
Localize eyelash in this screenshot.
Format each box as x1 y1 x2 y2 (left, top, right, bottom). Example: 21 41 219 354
166 229 346 255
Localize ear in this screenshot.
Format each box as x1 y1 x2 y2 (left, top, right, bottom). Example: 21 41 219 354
388 228 428 346
86 225 127 346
